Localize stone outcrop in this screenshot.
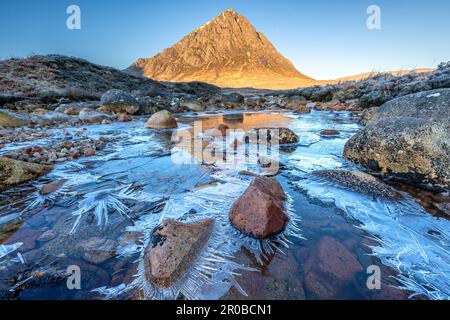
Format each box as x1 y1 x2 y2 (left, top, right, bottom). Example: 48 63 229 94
344 89 450 191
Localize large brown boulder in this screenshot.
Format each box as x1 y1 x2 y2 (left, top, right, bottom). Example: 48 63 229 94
144 218 214 288
0 157 52 191
344 89 450 192
230 177 288 239
145 110 178 129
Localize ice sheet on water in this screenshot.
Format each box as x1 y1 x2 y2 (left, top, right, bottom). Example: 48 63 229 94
295 175 450 300
96 168 303 300
0 242 22 260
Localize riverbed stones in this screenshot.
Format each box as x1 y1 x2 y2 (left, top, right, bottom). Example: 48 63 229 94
230 176 288 239
344 90 450 191
144 218 214 288
0 109 30 127
98 89 139 115
312 170 402 199
0 157 52 191
145 110 178 129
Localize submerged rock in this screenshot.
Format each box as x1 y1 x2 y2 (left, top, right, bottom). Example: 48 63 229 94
39 179 67 195
0 157 52 191
230 176 288 239
144 218 214 288
98 89 139 115
146 110 178 129
312 170 402 199
77 237 117 264
0 109 30 127
304 236 363 299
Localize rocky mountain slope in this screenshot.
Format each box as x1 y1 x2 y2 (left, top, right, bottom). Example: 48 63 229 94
0 55 221 105
129 9 317 90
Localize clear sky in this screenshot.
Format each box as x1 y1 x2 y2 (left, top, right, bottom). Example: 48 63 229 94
1 0 449 79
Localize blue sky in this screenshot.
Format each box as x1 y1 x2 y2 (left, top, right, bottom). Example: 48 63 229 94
1 0 449 79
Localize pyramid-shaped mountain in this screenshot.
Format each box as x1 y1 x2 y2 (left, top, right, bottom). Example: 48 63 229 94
129 9 318 89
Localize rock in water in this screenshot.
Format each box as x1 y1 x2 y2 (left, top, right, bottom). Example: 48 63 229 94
291 105 311 114
230 176 288 239
39 179 66 195
304 236 363 299
320 129 340 136
98 89 139 115
204 124 229 137
255 127 299 145
312 170 401 199
0 109 30 127
344 90 449 191
145 110 178 129
77 237 117 264
144 218 214 288
0 157 52 191
79 108 109 123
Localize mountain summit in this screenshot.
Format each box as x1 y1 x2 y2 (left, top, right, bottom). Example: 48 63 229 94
129 9 316 89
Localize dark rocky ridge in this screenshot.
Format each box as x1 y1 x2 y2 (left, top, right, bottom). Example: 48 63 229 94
0 54 221 107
